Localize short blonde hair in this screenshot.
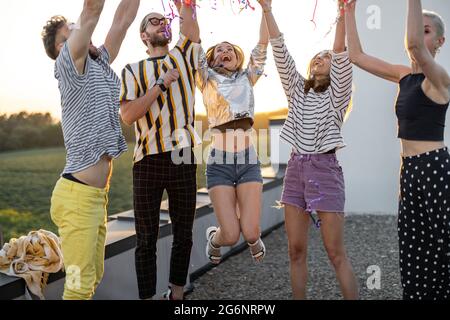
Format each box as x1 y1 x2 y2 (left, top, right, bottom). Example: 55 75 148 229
423 10 446 38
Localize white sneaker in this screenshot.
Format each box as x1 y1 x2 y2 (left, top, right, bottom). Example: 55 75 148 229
161 287 184 300
205 226 221 264
161 287 174 300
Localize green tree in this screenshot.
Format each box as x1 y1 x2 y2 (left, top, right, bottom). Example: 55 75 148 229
0 112 63 152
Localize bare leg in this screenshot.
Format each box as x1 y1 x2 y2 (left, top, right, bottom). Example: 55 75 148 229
236 182 263 261
285 205 310 300
317 211 359 300
208 186 240 247
236 182 262 243
170 284 184 300
236 203 241 220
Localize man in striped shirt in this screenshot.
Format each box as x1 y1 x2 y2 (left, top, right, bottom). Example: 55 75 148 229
42 0 140 300
120 1 202 300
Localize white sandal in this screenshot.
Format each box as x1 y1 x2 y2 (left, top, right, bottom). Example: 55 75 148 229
248 238 266 263
205 226 221 264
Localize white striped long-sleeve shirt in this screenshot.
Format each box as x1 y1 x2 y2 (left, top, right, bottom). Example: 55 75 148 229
270 34 353 154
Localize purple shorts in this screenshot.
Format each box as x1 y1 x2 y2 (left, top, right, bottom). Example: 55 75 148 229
280 151 345 213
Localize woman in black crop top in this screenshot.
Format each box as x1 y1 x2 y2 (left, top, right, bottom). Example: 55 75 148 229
345 0 450 300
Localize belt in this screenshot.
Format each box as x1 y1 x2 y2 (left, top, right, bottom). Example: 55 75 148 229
62 173 88 186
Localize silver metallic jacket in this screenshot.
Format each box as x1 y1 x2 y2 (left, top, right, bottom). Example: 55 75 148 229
196 44 268 129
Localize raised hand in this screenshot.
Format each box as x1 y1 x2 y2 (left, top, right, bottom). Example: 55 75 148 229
178 0 200 43
345 0 356 13
257 0 272 12
174 0 196 11
173 0 182 13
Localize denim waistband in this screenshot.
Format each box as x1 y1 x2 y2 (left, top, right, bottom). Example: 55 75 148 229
291 151 337 161
210 146 256 157
208 147 258 165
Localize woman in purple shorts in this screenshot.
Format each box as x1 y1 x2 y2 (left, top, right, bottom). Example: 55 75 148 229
257 0 359 299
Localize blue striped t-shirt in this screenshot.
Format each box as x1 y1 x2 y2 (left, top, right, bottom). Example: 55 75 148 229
55 43 127 175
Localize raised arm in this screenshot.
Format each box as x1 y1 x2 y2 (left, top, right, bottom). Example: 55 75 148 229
407 0 450 90
345 0 411 83
68 0 105 74
329 2 353 113
334 0 346 53
104 0 140 64
259 8 269 46
258 0 304 102
177 0 200 43
246 10 269 86
258 0 279 40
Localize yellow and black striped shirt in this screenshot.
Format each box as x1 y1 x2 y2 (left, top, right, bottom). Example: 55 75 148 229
120 33 202 163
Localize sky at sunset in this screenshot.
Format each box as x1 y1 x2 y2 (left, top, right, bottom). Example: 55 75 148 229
0 0 338 119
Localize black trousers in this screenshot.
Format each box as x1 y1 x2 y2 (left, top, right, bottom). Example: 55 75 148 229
399 147 450 300
133 148 197 299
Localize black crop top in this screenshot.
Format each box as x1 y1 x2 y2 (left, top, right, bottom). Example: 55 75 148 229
395 73 448 141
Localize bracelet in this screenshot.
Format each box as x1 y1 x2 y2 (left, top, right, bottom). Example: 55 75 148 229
158 83 168 92
154 82 168 92
263 7 272 13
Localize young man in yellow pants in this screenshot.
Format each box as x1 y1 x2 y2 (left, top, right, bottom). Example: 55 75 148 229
41 0 140 300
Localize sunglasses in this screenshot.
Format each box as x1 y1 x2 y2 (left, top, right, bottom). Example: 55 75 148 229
68 22 80 31
315 50 332 59
143 17 171 31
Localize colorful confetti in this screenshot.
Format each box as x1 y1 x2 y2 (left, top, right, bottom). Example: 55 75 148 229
305 179 324 229
161 0 349 32
161 0 256 18
310 0 319 29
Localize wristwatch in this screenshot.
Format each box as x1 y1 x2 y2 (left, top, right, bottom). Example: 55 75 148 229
156 78 168 92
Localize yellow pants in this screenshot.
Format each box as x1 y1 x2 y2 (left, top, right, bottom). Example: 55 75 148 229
50 178 108 300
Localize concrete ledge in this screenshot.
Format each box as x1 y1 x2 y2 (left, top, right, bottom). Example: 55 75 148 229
0 168 284 300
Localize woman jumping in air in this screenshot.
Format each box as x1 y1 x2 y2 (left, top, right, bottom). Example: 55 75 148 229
196 4 269 265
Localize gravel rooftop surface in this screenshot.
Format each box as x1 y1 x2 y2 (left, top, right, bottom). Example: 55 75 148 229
188 214 402 300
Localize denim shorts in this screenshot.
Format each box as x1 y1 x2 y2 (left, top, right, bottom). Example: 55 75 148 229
281 151 345 213
206 147 263 190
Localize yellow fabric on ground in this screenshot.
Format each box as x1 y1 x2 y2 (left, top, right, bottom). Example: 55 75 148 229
0 229 63 299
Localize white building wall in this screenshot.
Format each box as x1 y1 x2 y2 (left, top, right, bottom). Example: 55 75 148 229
271 0 450 214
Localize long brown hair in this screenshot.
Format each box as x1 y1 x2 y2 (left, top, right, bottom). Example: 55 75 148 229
304 51 331 95
206 42 245 72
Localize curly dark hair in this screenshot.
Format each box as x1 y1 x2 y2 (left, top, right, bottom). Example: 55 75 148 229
41 15 67 60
